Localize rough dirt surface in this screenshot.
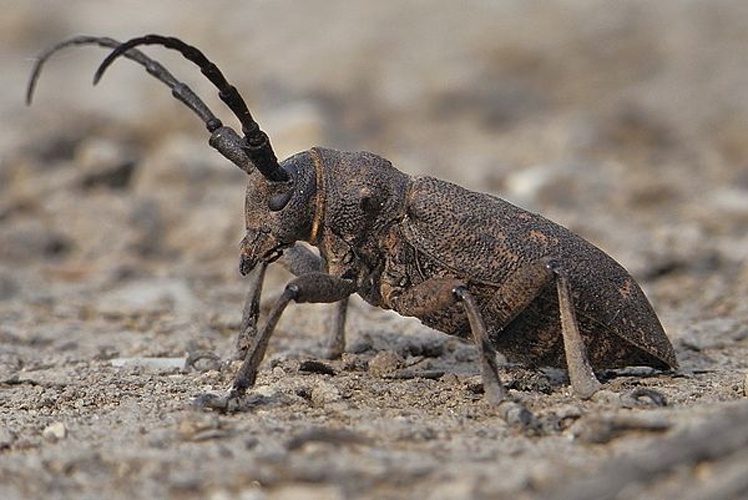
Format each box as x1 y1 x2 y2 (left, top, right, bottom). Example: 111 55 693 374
2 2 748 499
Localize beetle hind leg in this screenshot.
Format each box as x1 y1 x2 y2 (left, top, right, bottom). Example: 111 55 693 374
549 263 602 399
491 258 602 399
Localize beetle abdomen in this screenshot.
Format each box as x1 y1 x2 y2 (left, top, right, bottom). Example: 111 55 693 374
400 176 677 371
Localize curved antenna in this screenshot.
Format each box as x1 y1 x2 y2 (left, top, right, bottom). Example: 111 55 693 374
94 34 289 183
27 35 258 174
27 36 223 133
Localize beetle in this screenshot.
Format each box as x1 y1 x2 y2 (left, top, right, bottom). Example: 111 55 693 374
28 34 677 410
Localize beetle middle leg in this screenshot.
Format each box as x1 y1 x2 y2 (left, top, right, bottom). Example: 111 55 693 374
453 286 506 404
392 278 506 403
394 258 603 401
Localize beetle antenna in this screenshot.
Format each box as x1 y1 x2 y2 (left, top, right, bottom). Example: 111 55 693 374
94 34 289 183
27 36 223 132
27 35 262 174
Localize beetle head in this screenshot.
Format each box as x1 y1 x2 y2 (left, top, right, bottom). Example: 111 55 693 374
239 150 318 274
240 147 409 277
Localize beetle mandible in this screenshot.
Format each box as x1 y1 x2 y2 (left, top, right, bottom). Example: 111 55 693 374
28 35 678 409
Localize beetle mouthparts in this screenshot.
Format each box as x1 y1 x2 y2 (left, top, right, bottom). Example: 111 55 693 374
263 246 285 264
239 254 257 276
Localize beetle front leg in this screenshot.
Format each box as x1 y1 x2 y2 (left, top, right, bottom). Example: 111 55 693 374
234 244 321 359
235 261 268 359
233 272 356 391
279 245 349 359
198 273 356 412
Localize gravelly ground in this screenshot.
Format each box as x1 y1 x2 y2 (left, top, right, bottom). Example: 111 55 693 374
1 1 748 499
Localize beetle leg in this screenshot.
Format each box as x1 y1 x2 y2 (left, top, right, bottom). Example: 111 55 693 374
234 261 268 359
279 245 349 359
393 278 506 403
198 273 357 411
325 299 348 359
488 258 602 399
549 263 602 399
230 282 298 395
234 242 318 360
394 259 602 400
234 272 355 389
453 286 507 404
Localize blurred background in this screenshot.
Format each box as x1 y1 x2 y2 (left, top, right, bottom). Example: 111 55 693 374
2 0 748 344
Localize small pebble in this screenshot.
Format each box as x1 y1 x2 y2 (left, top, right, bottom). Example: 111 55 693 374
0 427 16 448
367 350 404 377
299 359 335 375
310 381 342 405
42 422 67 443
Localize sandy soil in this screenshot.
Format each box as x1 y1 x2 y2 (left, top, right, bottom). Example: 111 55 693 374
2 1 747 499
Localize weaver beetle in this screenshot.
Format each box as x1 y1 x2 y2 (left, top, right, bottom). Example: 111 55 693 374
28 35 677 409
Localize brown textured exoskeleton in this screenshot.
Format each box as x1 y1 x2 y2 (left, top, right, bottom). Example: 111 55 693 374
28 35 677 410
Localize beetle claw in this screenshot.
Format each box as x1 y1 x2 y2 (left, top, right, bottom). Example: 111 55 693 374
497 399 541 434
191 391 231 412
622 387 668 408
192 387 278 413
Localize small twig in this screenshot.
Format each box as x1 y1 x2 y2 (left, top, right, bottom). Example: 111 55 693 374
298 359 336 376
543 401 748 500
286 427 370 450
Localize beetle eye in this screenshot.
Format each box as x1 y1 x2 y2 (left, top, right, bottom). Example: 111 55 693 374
268 190 293 211
359 186 383 214
360 195 383 214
